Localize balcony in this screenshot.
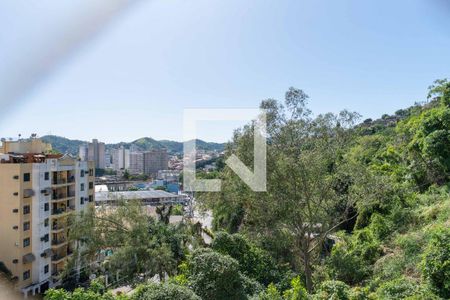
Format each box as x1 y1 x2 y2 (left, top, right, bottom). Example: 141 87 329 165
52 178 67 185
51 206 74 217
51 238 67 247
51 254 67 264
52 223 66 233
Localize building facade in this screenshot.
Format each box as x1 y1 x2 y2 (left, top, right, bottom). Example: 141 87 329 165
129 152 144 174
0 139 95 297
83 139 105 169
143 149 168 177
111 147 130 171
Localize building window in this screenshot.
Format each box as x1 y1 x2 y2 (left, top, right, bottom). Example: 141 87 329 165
23 222 30 231
44 203 49 212
41 234 49 242
23 205 30 215
23 238 30 247
44 218 49 227
23 173 30 182
44 265 49 274
89 169 94 176
89 182 93 189
23 270 30 280
89 195 93 202
44 172 49 180
80 197 84 205
81 170 85 177
80 183 85 191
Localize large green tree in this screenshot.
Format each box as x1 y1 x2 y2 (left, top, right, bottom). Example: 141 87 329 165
200 88 365 292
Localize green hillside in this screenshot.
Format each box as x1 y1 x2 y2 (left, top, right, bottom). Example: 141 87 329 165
40 135 225 155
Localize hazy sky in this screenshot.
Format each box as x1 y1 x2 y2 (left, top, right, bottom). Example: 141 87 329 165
0 0 449 143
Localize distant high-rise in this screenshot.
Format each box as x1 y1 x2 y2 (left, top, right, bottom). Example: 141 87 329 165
143 149 168 176
129 152 144 174
78 144 88 161
112 147 130 171
83 139 105 169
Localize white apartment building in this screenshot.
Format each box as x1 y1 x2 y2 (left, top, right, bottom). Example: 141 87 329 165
0 139 95 297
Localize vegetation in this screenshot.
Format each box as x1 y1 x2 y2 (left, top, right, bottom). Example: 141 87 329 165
45 80 450 299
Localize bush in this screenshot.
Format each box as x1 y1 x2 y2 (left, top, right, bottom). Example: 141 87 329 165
186 248 246 300
212 231 284 285
282 276 308 300
375 277 418 299
132 283 200 300
250 283 283 300
313 280 351 300
422 227 450 298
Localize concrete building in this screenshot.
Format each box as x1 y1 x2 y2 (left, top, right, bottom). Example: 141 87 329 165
129 152 144 174
143 149 168 177
0 139 95 297
86 139 105 169
112 147 130 171
78 144 88 162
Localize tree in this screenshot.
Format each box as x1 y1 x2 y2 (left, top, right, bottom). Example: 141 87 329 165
185 248 247 300
131 283 200 300
199 88 363 292
67 201 187 286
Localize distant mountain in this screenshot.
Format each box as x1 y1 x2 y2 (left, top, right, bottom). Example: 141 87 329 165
40 135 225 155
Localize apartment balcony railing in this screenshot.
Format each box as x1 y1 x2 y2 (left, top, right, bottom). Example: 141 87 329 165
52 224 65 231
52 194 67 201
67 176 75 183
51 254 67 262
51 238 66 246
52 178 66 185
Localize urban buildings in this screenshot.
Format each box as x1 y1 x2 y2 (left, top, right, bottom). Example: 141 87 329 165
129 152 144 174
112 147 130 171
143 149 168 176
0 139 95 297
79 139 105 169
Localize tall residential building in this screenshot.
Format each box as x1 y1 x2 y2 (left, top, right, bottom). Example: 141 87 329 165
112 147 130 171
129 152 144 174
0 139 95 297
86 139 105 169
78 144 88 161
143 149 168 176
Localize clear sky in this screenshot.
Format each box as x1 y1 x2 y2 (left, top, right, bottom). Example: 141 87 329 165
0 0 449 143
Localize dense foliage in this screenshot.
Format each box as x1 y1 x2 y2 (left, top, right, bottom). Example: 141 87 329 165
45 80 450 299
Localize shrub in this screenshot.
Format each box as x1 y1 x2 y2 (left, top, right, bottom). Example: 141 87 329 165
313 280 351 300
131 283 200 300
375 277 418 299
422 227 450 298
186 248 246 300
282 276 308 300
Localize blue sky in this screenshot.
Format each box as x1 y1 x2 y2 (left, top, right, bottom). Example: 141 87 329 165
0 0 449 143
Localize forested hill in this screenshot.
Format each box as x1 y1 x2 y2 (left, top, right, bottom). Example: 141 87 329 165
40 135 225 155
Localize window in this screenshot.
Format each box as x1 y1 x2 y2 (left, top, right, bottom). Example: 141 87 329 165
80 183 85 191
23 173 30 182
23 205 30 215
44 218 49 227
23 270 30 280
89 182 94 189
89 195 93 202
89 169 94 176
44 203 49 212
81 170 85 177
44 265 49 274
23 238 30 247
23 222 30 231
12 208 19 213
80 197 84 205
44 172 49 180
